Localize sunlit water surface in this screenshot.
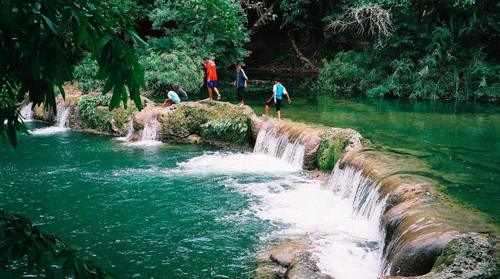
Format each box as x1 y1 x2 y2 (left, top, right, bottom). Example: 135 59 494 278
1 123 383 278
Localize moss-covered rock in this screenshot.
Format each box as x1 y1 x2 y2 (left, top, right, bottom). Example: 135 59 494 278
317 128 365 171
133 101 256 148
74 94 143 135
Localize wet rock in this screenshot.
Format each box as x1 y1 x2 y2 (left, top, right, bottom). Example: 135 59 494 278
270 243 314 267
285 252 334 279
380 236 499 279
316 128 365 172
340 149 500 278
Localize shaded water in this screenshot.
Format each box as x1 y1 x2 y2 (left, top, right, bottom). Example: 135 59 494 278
1 123 385 278
206 84 500 224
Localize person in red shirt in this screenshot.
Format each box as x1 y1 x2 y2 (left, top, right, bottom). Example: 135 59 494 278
204 57 221 100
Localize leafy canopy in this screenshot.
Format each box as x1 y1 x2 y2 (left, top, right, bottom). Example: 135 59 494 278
0 0 146 147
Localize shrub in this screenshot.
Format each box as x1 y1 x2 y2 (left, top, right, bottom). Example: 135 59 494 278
141 50 203 96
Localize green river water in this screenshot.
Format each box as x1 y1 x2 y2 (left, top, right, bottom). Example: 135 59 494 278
1 83 499 278
198 83 500 224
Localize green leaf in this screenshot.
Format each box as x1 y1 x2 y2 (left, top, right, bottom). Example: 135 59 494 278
41 15 58 34
102 78 114 95
101 35 112 47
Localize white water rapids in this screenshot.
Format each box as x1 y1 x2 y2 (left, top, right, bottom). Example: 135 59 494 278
176 127 386 279
20 102 34 121
30 103 71 135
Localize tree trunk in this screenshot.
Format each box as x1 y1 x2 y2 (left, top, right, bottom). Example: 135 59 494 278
248 0 280 37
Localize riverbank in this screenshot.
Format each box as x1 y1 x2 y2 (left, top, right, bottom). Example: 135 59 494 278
27 86 499 278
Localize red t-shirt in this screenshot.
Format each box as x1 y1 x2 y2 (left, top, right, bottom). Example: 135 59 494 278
205 61 218 81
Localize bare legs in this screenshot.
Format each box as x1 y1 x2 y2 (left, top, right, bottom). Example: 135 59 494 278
262 105 270 117
207 87 221 101
214 87 221 100
262 106 282 121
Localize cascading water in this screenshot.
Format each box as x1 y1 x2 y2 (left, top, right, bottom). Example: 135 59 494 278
127 117 162 146
251 127 386 279
253 126 305 168
31 102 71 134
55 103 70 128
115 120 134 141
20 102 34 121
316 160 387 279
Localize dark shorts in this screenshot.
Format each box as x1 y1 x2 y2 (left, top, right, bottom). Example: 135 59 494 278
266 98 282 111
237 87 245 101
207 80 218 88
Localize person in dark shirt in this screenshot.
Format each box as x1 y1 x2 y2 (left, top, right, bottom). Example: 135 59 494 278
173 85 188 102
233 63 249 106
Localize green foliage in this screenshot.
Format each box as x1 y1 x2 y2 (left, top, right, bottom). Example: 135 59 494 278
315 0 500 101
313 51 381 96
77 94 113 130
149 0 249 72
317 131 348 171
0 88 28 147
0 0 146 147
140 50 203 95
280 0 320 29
200 117 249 144
72 55 103 94
0 210 117 278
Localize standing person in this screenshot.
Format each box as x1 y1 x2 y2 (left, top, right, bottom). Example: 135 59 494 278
233 63 249 106
162 89 180 107
262 79 291 121
174 85 188 102
204 57 221 100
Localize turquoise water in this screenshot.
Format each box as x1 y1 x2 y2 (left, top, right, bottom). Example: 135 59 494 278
0 125 269 277
197 84 499 224
1 122 386 278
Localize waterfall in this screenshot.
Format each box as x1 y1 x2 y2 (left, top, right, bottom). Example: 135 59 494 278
141 117 158 141
30 102 71 135
253 126 305 168
56 103 70 128
314 159 387 279
115 120 134 141
125 117 162 146
251 125 386 278
20 102 34 121
326 162 385 219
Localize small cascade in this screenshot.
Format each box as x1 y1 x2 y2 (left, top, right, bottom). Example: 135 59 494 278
55 103 70 128
115 120 134 141
20 102 34 121
141 117 158 141
326 162 385 219
126 117 162 146
253 126 305 168
315 159 387 278
31 102 71 135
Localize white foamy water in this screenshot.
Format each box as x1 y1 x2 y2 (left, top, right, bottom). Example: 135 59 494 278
115 120 134 141
177 151 300 174
126 117 162 146
20 102 34 121
177 149 386 279
253 126 306 168
31 103 70 135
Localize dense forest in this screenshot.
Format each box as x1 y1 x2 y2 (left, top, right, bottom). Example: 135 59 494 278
87 0 500 101
1 0 500 145
1 1 499 277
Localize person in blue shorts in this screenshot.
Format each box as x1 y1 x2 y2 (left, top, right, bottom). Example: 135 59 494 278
262 79 291 121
